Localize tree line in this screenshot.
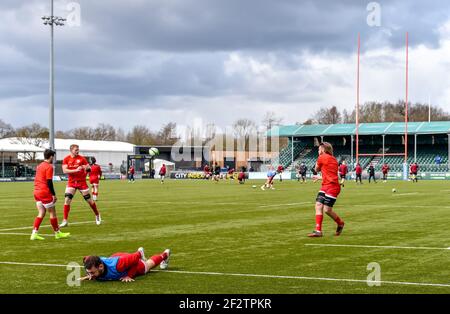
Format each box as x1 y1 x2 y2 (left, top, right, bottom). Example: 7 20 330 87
2 103 447 147
303 101 450 125
0 111 284 147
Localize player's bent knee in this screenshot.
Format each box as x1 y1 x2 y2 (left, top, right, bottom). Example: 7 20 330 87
65 193 74 199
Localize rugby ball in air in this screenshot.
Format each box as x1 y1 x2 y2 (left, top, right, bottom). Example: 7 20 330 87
149 147 160 157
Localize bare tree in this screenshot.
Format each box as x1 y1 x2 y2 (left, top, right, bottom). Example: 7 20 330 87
92 123 117 141
156 122 178 145
14 123 49 161
301 119 316 125
69 127 94 140
262 111 283 131
232 119 256 139
116 128 127 142
314 106 342 124
342 109 355 123
0 119 14 138
126 125 154 145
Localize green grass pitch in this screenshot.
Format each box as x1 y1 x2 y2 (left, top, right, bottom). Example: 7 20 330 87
0 178 449 294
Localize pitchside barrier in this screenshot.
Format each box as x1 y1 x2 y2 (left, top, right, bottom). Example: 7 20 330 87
169 171 249 180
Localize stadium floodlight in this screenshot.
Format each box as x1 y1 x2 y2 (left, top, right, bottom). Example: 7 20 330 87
41 0 65 156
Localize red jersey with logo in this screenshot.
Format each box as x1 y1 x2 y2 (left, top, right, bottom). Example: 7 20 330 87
63 154 89 184
89 164 102 184
129 166 135 174
34 161 54 200
204 165 210 173
238 172 245 181
382 165 390 174
338 164 348 175
316 153 340 197
410 164 418 173
355 165 362 175
277 165 284 173
159 165 166 176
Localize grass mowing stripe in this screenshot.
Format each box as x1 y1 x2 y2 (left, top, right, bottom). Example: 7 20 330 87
0 232 54 237
0 261 449 288
305 243 450 250
0 221 95 232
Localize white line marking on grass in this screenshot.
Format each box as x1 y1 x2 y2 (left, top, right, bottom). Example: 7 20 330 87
1 261 449 288
392 192 419 196
153 270 450 288
305 243 450 251
0 232 53 237
0 261 80 267
0 221 95 232
259 202 311 208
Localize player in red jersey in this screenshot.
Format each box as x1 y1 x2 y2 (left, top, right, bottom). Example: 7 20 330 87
277 165 284 182
410 162 419 182
30 149 71 240
308 142 345 237
338 160 348 187
355 163 362 184
128 164 135 183
89 157 102 201
237 169 246 184
381 163 390 182
159 164 167 184
203 164 211 179
227 167 235 180
60 144 101 227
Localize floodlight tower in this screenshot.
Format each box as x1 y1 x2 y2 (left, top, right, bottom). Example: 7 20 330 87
42 0 66 152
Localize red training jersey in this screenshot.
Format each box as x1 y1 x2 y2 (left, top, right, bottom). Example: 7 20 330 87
63 154 88 184
238 172 245 180
382 165 390 174
355 165 362 175
159 166 166 175
129 166 135 174
34 161 54 196
277 165 284 173
204 165 210 173
338 164 348 175
410 164 418 173
316 153 340 190
90 164 102 179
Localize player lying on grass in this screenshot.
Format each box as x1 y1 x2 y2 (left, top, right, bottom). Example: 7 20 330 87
31 149 70 240
308 142 345 237
80 247 171 282
60 144 101 227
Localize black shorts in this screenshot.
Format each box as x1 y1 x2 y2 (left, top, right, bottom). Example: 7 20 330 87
340 174 346 179
316 192 337 207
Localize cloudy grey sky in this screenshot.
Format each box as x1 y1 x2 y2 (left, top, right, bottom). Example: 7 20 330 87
0 0 449 132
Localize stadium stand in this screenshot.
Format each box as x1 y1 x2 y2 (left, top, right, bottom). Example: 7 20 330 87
268 121 450 173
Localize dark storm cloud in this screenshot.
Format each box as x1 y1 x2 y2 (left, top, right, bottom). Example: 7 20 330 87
0 0 449 127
